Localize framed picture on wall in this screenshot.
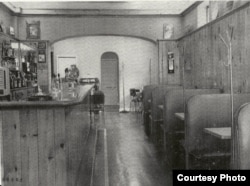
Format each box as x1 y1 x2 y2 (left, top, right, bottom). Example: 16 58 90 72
163 24 174 39
26 21 40 39
38 50 46 63
38 41 46 49
9 26 15 36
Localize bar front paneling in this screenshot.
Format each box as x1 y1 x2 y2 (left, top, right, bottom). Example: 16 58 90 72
0 85 93 186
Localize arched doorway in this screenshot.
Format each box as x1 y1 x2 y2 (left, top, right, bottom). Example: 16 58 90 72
101 52 119 106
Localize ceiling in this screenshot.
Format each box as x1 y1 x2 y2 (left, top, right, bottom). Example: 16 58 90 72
3 0 197 15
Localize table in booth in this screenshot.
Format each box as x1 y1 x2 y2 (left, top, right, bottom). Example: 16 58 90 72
175 112 185 121
203 127 231 140
158 105 164 110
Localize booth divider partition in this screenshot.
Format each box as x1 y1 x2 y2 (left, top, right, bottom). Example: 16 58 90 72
185 94 250 169
163 88 221 168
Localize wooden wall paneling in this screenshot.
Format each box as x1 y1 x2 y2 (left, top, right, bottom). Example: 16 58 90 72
19 109 29 186
65 107 90 186
20 109 38 186
243 8 248 92
203 27 208 88
168 41 180 85
190 35 195 88
206 26 212 88
188 36 192 88
212 22 220 90
175 42 181 85
165 42 170 84
206 26 214 88
65 107 74 186
182 38 188 87
38 109 55 186
197 30 202 88
189 33 194 87
219 16 229 92
191 33 196 88
197 29 203 88
202 28 208 88
181 39 185 86
158 40 180 85
54 107 67 186
198 30 203 87
241 8 247 91
159 41 163 84
235 10 240 93
232 10 240 93
177 40 182 85
162 41 166 84
210 23 218 89
2 110 21 186
66 107 81 186
0 111 3 185
218 16 228 92
195 29 203 88
237 9 246 93
157 41 160 84
181 39 185 87
166 42 169 83
183 37 192 88
179 4 250 93
182 38 186 87
162 42 166 84
244 6 250 92
213 23 219 89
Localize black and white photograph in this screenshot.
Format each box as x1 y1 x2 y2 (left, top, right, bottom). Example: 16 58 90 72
1 0 250 186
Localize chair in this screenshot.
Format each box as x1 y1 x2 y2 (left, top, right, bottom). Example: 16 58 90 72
129 88 140 112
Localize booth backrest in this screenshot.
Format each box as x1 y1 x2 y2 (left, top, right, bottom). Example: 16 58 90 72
186 94 250 153
151 85 181 122
142 85 158 112
164 89 221 133
233 102 250 169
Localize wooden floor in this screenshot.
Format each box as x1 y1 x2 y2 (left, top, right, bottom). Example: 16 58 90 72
85 112 172 186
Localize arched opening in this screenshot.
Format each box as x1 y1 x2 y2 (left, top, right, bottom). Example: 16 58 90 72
101 52 119 106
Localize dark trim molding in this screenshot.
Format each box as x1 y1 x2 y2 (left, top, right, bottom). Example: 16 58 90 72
180 1 202 16
16 13 180 18
50 34 157 45
0 2 16 16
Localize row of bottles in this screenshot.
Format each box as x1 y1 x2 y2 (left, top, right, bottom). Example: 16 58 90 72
9 70 27 89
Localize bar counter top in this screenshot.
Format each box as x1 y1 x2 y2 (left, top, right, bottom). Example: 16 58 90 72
0 84 94 108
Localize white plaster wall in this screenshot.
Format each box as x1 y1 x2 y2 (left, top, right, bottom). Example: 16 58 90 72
53 36 158 110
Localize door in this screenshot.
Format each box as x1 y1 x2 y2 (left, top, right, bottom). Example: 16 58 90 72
101 52 119 105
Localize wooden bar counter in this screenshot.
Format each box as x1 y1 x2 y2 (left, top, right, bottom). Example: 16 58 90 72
0 84 93 186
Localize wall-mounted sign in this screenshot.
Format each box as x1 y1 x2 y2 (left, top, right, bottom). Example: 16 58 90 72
168 52 174 73
38 42 46 49
38 50 46 63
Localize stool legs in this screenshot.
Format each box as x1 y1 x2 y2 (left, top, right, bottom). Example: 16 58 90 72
130 100 137 112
